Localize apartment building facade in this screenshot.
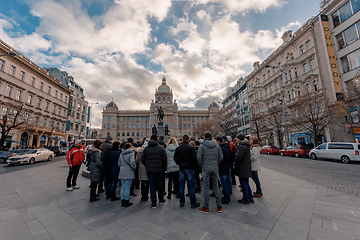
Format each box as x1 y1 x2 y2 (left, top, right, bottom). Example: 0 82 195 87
0 40 71 149
45 68 88 143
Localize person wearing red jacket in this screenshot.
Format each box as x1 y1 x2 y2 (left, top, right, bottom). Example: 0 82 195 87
66 139 85 191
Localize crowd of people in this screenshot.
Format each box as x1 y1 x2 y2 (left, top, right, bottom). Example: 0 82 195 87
65 131 264 213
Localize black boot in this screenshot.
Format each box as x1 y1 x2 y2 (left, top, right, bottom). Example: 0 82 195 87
121 199 125 207
124 200 133 207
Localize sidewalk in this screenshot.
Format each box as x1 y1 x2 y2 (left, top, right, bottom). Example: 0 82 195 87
0 159 359 240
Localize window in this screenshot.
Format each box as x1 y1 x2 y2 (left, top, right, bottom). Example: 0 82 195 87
313 80 318 91
310 59 315 70
10 65 16 76
285 73 288 81
65 96 67 103
292 89 296 99
267 70 271 78
27 94 33 105
37 98 42 108
332 1 358 28
303 63 308 73
157 97 161 102
107 116 112 121
263 74 266 81
107 123 111 129
0 59 4 71
344 24 358 45
40 82 44 91
45 102 49 111
275 81 278 89
48 86 51 95
306 40 311 50
300 45 304 54
59 107 61 115
306 84 311 93
20 71 25 81
259 90 262 98
6 85 12 97
55 90 58 98
289 71 292 80
342 48 360 73
31 77 35 86
44 118 47 127
288 91 291 101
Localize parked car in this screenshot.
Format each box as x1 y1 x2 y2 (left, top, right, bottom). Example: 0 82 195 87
0 151 12 164
60 147 69 155
46 146 61 156
9 149 33 155
280 145 310 157
309 142 360 164
7 149 54 166
260 145 279 155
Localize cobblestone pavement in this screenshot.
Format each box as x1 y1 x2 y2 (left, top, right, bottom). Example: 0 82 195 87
260 154 360 197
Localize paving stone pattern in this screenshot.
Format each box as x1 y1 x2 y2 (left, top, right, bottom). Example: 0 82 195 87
0 157 359 240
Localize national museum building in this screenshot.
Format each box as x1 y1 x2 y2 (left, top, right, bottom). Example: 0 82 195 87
101 77 220 142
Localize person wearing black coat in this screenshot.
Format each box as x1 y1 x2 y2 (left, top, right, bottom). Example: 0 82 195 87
141 135 167 209
106 141 121 201
100 135 112 195
174 135 199 208
234 134 254 204
216 137 232 204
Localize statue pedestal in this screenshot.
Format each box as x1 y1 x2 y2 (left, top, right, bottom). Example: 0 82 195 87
157 122 165 136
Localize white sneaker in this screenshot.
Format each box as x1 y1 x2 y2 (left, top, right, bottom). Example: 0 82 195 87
72 186 80 189
66 187 73 191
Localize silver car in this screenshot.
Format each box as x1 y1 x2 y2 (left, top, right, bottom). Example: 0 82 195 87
7 149 54 166
309 142 360 164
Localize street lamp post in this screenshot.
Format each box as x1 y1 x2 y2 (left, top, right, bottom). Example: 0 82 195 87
89 102 99 138
265 65 290 147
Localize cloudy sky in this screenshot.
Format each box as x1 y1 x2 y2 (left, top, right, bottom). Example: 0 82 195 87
0 0 321 128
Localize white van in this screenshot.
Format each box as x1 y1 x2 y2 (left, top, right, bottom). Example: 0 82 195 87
309 142 360 164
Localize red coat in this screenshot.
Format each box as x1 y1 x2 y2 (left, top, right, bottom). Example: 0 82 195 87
229 141 236 162
66 145 85 166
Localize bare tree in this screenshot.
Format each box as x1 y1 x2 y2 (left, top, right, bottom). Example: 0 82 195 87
218 109 237 136
291 92 331 146
46 120 60 146
193 118 222 138
250 111 267 142
0 102 31 150
268 113 285 149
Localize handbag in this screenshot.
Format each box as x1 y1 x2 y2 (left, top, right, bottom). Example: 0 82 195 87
122 155 135 172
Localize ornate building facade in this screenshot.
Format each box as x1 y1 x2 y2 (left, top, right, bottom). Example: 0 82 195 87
101 77 220 142
0 39 71 149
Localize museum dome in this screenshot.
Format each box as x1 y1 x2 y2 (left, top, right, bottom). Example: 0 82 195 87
157 76 171 93
106 100 118 108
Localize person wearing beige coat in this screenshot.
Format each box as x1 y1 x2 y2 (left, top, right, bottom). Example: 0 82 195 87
136 139 149 201
250 136 263 197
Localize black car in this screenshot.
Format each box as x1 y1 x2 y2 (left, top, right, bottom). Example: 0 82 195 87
46 146 61 156
0 151 12 164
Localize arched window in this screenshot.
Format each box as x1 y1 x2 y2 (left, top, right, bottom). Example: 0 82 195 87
158 97 161 102
167 97 170 102
162 97 165 102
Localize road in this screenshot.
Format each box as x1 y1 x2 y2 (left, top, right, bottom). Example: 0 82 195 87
260 153 360 197
0 154 66 174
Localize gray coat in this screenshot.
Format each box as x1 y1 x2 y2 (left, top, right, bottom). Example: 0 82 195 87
166 144 179 173
197 139 223 172
118 148 136 180
87 146 103 183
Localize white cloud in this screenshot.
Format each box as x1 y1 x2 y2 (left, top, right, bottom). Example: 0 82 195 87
195 0 285 14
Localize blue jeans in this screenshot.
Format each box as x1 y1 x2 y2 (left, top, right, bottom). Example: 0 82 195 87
147 172 164 206
179 169 197 206
239 178 253 202
107 176 118 199
120 179 133 200
219 173 232 202
251 171 262 195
